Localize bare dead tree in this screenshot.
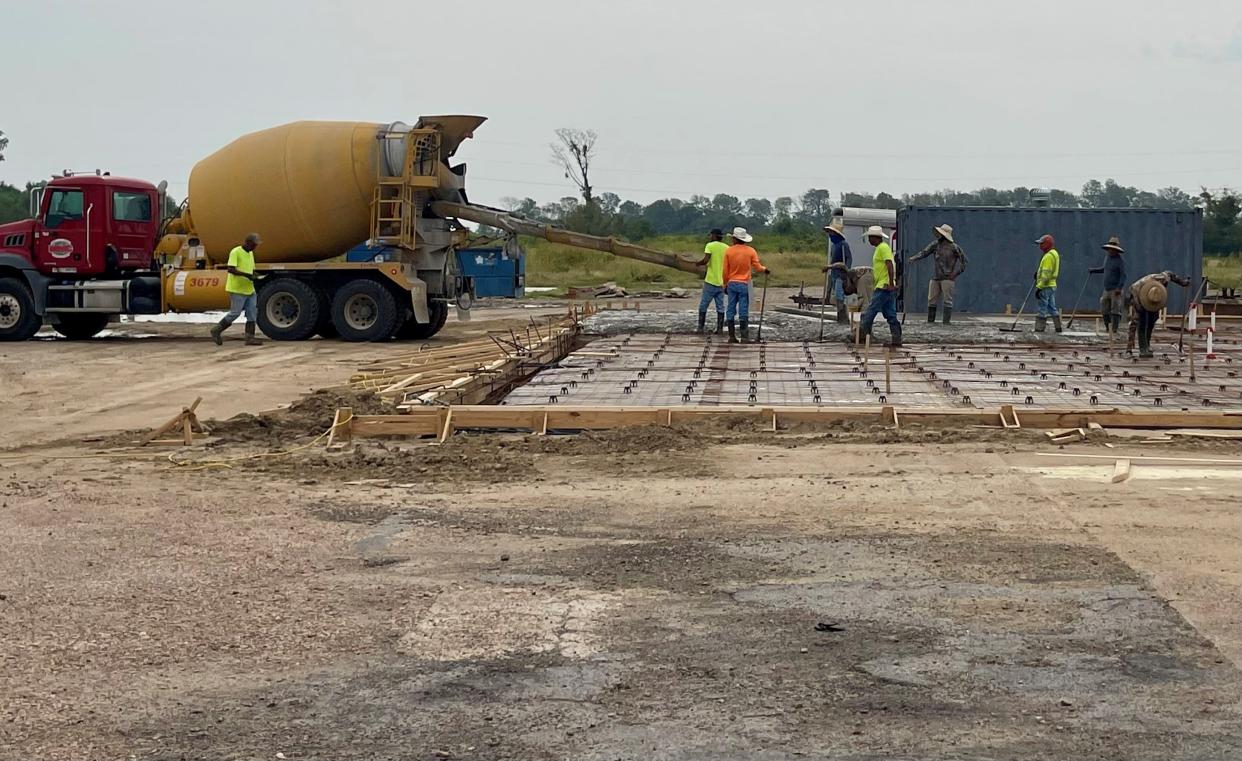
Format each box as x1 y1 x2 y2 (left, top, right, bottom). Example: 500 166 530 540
550 128 597 206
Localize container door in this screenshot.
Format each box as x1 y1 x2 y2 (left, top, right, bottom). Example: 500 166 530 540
36 187 91 274
109 188 156 269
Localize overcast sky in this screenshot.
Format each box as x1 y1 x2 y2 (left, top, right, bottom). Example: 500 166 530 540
2 0 1240 207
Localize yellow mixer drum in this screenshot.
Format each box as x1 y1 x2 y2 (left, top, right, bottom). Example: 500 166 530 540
187 121 384 263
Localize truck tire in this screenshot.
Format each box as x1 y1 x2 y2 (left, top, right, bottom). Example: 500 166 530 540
396 301 449 340
53 313 111 340
313 288 337 339
257 278 321 341
331 279 399 342
0 277 41 342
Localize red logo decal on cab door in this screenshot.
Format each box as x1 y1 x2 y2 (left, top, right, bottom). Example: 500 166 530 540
48 238 74 258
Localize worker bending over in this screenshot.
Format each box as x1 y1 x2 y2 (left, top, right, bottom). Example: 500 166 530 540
1033 234 1062 333
907 223 967 324
211 233 264 346
821 219 853 324
695 228 728 334
1128 270 1190 358
857 226 902 347
1088 236 1126 338
722 227 770 344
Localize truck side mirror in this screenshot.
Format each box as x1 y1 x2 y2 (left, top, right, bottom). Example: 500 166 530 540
29 187 44 218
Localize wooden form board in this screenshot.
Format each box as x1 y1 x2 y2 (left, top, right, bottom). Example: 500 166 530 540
340 405 1242 440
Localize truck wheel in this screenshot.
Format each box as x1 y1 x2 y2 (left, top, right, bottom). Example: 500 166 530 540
396 301 449 340
331 279 399 342
257 278 321 341
0 278 41 342
53 313 111 340
313 288 337 338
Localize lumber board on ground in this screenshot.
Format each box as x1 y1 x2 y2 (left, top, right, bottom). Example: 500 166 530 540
1036 452 1241 466
1111 459 1132 483
343 404 1242 440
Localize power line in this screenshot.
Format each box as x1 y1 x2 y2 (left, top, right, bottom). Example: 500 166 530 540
475 138 1242 161
469 157 1242 186
472 166 1242 198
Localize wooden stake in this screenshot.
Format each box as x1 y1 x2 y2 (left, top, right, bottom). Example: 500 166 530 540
884 348 892 394
881 405 899 429
327 407 353 447
863 335 871 371
438 408 455 444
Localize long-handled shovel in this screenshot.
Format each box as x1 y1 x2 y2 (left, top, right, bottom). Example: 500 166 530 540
1000 279 1037 333
817 268 831 342
1064 257 1104 330
756 271 770 342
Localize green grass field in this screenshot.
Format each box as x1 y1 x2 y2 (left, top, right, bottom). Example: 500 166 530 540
523 234 827 293
1204 254 1241 289
524 235 1242 296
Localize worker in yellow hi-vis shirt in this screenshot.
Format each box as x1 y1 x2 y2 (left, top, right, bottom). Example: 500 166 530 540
210 233 265 346
695 228 728 334
1033 234 1062 333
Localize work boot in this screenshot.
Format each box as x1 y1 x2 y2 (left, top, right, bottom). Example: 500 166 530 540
210 320 227 346
243 323 264 346
696 312 706 334
1034 316 1047 333
927 305 937 323
887 323 903 348
727 321 738 344
1053 314 1063 333
715 313 724 334
942 306 952 325
739 319 750 344
835 304 849 324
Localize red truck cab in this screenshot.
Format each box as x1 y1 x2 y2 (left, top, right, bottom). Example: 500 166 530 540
0 173 162 340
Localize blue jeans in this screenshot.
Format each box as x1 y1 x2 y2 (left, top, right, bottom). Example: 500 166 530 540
699 283 725 314
725 281 750 321
859 288 900 337
1037 287 1059 317
829 271 846 305
221 292 257 327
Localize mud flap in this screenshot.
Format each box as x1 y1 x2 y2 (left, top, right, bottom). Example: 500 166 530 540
408 277 430 324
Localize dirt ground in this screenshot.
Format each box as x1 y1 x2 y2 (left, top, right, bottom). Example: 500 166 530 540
1 308 1240 760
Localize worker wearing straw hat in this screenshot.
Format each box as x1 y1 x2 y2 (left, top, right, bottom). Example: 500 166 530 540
821 218 853 324
857 225 902 347
722 227 769 343
1127 270 1191 358
1088 236 1127 338
907 223 968 325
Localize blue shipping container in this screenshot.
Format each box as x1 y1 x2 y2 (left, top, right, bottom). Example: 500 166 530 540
895 207 1202 315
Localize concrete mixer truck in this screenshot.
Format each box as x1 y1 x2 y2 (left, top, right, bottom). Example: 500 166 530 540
0 116 700 342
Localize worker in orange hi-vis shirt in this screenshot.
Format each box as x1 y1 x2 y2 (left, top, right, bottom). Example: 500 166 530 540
721 227 770 344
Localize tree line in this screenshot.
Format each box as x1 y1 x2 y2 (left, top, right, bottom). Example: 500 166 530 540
500 181 1242 254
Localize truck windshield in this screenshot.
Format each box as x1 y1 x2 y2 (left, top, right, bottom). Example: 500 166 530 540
45 189 84 228
113 191 152 222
